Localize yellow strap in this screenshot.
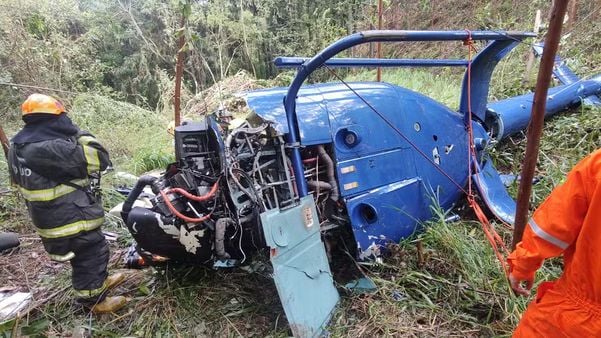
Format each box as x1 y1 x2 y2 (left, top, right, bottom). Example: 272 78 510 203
74 279 108 298
36 217 104 239
18 179 89 202
49 251 75 262
78 136 101 174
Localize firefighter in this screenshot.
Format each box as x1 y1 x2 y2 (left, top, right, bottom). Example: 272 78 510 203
508 148 601 337
8 94 126 313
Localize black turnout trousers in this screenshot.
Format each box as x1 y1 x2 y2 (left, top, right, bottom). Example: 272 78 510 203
43 229 109 304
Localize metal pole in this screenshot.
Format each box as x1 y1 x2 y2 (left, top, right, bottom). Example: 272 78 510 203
376 0 383 82
174 14 186 127
511 0 570 250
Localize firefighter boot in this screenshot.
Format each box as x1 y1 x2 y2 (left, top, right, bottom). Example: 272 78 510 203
92 296 128 314
105 272 126 290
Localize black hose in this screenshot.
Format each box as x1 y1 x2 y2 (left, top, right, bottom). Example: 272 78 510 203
308 180 332 191
121 175 157 222
0 232 19 252
317 145 339 201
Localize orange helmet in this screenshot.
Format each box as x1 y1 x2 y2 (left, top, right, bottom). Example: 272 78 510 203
21 93 65 116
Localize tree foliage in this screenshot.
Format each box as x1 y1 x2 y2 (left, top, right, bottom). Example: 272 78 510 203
0 0 597 117
0 0 368 113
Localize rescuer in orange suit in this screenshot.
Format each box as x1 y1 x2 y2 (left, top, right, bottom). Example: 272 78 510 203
508 148 601 337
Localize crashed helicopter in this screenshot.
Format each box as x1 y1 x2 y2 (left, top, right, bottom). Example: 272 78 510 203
117 31 601 336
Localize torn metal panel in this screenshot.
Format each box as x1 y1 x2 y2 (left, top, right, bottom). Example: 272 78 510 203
260 196 339 338
533 42 601 106
473 158 516 225
344 277 377 294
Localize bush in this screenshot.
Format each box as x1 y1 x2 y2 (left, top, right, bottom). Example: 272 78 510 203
69 93 174 174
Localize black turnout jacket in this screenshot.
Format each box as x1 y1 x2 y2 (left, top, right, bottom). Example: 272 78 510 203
8 116 110 260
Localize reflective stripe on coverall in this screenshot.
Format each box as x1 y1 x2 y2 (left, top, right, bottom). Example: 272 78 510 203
508 149 601 337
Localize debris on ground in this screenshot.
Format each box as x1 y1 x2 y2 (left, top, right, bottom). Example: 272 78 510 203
0 291 31 320
185 70 264 118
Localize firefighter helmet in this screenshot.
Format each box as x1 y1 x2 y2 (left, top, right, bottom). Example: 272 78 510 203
21 93 65 116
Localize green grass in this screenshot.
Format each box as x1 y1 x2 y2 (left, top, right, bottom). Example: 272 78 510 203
345 68 463 109
489 104 601 205
69 94 174 175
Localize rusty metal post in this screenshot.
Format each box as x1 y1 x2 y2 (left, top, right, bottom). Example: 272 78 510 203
174 14 186 127
0 123 9 159
511 0 570 250
376 0 383 82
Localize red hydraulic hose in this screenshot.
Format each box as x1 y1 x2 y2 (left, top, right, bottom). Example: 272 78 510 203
164 181 219 202
159 181 219 223
159 189 212 223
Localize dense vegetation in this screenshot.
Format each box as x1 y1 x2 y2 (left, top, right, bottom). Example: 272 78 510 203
0 0 600 336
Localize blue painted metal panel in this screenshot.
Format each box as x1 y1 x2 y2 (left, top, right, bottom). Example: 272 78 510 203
274 57 469 68
260 196 339 337
458 39 521 122
474 158 516 225
336 116 487 252
326 83 412 159
246 80 492 251
336 148 416 197
487 75 601 139
345 178 430 259
282 30 535 197
328 81 476 202
244 86 331 145
533 43 601 106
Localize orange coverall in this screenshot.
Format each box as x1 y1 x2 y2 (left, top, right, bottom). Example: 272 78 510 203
508 148 601 337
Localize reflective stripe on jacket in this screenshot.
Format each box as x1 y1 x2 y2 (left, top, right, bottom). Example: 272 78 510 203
8 131 110 239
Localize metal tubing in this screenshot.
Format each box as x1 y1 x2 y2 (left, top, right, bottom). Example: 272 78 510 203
121 175 157 221
488 75 601 139
317 145 339 201
377 0 383 81
512 0 570 250
274 57 469 68
284 30 534 197
533 43 601 106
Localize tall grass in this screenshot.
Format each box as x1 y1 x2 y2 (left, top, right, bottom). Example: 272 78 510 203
69 94 174 174
345 68 463 109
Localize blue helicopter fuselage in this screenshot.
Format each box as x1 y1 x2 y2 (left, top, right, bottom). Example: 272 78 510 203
245 82 488 255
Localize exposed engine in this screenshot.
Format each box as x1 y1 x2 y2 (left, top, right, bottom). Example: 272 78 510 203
121 114 346 266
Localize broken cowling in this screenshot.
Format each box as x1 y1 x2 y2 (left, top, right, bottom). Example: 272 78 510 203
120 117 248 265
